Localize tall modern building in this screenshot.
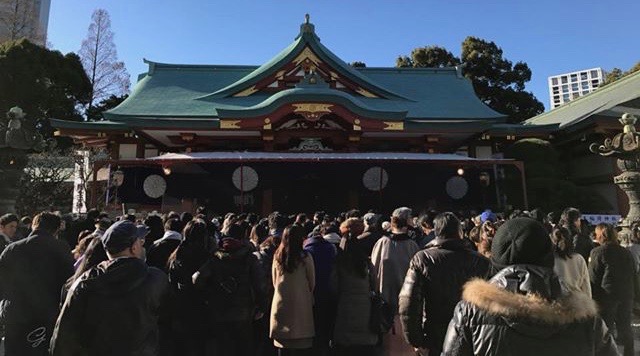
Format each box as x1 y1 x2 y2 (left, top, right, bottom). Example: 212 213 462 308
0 0 51 46
548 68 604 109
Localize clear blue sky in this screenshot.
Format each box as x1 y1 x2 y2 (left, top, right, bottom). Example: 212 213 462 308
48 0 640 111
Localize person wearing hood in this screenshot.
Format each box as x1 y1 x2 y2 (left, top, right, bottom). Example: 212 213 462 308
193 223 266 356
0 212 74 356
147 218 183 272
50 219 170 356
441 217 618 356
399 212 489 356
371 207 420 354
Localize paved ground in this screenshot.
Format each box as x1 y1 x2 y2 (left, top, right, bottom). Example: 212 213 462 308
0 322 637 355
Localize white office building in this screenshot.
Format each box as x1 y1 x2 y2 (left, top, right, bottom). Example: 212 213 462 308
548 68 604 109
0 0 51 46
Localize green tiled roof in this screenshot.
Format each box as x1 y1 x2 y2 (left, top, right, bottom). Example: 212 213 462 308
103 19 505 124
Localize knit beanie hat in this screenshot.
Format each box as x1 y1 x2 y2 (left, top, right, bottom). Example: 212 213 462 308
491 217 554 270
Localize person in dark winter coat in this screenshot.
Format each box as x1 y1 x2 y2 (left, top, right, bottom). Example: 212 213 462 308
590 223 635 356
147 218 183 272
167 219 211 356
441 217 618 356
194 223 266 356
304 223 337 355
253 234 281 356
561 207 594 263
0 212 74 356
356 213 383 257
50 219 170 356
332 232 378 355
399 212 490 356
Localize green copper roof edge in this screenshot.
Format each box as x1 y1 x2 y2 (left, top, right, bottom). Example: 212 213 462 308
215 88 407 120
207 38 305 97
525 69 640 125
50 118 129 130
143 59 259 71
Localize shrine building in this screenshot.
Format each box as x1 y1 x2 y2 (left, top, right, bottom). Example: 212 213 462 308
52 16 567 215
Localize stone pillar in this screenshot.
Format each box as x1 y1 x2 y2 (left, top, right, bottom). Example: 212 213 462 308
590 113 640 243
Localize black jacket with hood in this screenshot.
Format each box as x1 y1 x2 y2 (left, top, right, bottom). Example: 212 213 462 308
50 257 170 356
441 265 618 356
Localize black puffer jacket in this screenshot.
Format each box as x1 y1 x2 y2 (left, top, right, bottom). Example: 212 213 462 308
50 257 170 356
441 265 619 356
398 238 489 352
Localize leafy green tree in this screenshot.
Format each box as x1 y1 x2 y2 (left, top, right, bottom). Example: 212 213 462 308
601 62 640 86
86 94 128 121
397 37 543 123
0 39 91 130
397 46 460 68
602 68 624 86
349 61 366 68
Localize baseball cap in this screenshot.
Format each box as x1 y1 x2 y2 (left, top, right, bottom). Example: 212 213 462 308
101 220 149 253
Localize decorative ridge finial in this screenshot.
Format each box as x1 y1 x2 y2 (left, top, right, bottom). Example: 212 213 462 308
298 13 316 39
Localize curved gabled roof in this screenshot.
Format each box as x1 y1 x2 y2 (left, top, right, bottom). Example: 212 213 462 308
206 20 408 100
103 17 505 123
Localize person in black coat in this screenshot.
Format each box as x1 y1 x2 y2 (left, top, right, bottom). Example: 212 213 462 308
50 220 170 356
560 207 594 263
0 212 74 356
167 219 211 356
399 212 490 356
441 218 618 356
147 218 183 272
194 223 266 356
590 223 636 356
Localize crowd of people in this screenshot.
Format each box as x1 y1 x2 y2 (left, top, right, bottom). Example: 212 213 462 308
0 205 635 355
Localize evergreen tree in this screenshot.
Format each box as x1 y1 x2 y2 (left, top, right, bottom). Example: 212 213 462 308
397 37 543 123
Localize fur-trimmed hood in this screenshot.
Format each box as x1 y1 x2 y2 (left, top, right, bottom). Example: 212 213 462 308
462 268 598 325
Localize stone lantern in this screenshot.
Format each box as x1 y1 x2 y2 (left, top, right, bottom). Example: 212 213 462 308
590 113 640 242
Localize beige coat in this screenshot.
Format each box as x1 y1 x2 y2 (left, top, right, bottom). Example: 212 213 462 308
269 253 315 341
371 234 420 312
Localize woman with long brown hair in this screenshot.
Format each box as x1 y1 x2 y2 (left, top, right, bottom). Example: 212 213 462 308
270 224 315 355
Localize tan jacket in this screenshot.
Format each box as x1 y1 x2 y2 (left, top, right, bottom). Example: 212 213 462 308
269 253 315 340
